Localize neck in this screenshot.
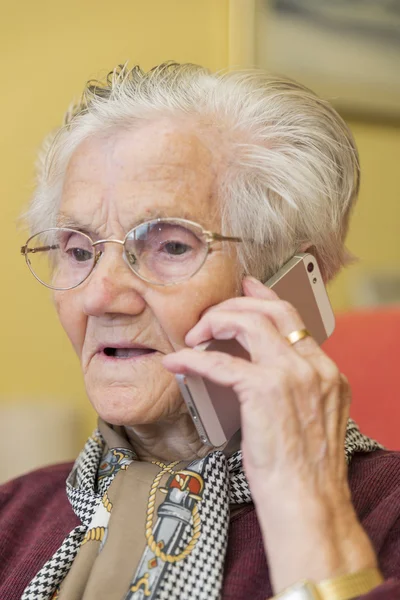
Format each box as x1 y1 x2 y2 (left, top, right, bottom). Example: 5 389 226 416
124 411 212 463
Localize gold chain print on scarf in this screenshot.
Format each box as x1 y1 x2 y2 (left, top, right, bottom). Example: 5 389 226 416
129 460 206 598
80 446 134 548
81 491 113 545
145 461 203 563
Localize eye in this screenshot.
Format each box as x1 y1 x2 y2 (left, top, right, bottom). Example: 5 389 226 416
60 231 93 263
67 247 93 262
162 241 191 256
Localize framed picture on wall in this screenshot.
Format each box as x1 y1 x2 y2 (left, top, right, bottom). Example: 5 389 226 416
229 0 400 120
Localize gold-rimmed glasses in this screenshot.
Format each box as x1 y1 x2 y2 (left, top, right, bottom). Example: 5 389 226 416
20 217 242 290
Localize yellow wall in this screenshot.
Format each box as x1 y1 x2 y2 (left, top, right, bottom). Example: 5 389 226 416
327 121 400 309
1 0 399 445
0 0 229 443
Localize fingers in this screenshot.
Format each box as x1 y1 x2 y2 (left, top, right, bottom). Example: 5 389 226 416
163 347 300 436
185 308 297 365
187 301 319 364
167 275 350 478
242 276 280 300
192 277 321 359
326 373 352 458
242 278 350 457
162 347 253 389
242 277 322 359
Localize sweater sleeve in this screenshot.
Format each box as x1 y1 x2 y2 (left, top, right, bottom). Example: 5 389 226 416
353 455 400 599
360 579 400 599
359 510 400 599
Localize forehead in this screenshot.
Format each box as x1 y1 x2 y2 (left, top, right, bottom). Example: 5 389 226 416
59 118 223 232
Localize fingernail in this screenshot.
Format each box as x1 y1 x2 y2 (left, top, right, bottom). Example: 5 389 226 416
245 275 260 284
243 275 261 290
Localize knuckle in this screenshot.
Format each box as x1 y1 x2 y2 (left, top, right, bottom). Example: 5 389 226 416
278 299 298 319
340 372 350 388
246 313 271 340
235 366 264 397
339 373 352 402
210 351 237 370
247 312 264 329
264 366 288 393
322 359 341 386
299 364 319 389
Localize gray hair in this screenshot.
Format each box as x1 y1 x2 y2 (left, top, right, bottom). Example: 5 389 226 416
26 62 360 282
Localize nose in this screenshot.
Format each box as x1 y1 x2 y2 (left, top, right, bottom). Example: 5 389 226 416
81 244 147 318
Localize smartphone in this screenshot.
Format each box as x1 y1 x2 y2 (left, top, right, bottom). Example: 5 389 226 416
176 253 335 448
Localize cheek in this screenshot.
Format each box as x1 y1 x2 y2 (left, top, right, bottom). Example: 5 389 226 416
151 257 241 350
53 291 86 357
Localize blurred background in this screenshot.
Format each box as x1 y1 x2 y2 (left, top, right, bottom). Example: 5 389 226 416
1 0 399 483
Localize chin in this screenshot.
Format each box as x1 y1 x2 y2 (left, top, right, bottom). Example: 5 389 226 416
85 377 183 427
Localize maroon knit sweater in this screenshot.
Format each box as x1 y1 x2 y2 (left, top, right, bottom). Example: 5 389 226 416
1 449 399 599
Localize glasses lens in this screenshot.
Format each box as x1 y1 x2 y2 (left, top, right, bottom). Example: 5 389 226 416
125 220 208 284
25 228 95 289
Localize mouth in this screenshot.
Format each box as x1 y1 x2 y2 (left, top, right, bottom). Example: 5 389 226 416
97 345 158 360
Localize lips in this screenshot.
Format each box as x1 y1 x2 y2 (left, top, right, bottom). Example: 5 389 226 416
103 347 156 359
93 341 158 362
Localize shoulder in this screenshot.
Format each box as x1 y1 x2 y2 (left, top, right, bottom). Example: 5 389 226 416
0 461 74 510
224 450 400 595
349 449 400 508
0 461 74 489
0 461 78 536
350 448 400 475
349 449 400 519
0 463 79 600
348 449 400 578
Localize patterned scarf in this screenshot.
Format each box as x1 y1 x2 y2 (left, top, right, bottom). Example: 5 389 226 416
21 419 382 600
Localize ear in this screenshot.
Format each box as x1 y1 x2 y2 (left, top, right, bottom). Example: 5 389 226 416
299 242 316 256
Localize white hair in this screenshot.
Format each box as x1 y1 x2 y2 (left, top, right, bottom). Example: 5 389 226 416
25 62 360 282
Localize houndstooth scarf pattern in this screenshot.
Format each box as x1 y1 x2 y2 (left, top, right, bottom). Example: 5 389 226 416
21 420 382 600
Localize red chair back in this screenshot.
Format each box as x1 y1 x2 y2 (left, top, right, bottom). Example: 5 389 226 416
323 308 400 450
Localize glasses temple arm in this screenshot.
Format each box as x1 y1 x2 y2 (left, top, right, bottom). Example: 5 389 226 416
207 233 242 243
21 244 60 255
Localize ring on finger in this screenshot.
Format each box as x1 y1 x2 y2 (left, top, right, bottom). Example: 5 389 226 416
285 328 311 346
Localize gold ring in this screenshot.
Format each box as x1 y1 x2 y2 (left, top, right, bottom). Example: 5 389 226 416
286 328 311 346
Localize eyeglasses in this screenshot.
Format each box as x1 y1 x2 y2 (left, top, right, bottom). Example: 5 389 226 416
20 217 242 289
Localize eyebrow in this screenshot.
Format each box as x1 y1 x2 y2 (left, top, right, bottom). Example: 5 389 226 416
56 210 206 234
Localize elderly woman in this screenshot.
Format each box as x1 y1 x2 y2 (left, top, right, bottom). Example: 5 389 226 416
1 63 399 600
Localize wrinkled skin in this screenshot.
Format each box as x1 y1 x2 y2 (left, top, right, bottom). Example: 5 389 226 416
55 117 378 593
55 118 241 460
